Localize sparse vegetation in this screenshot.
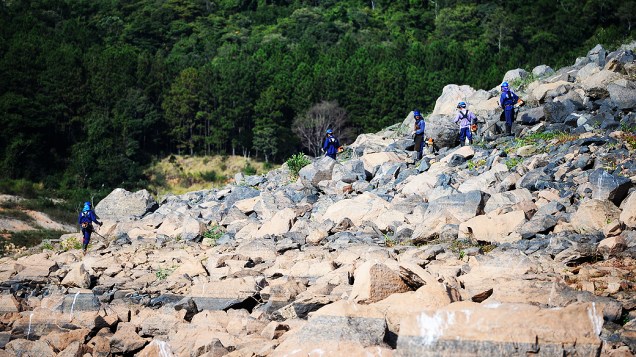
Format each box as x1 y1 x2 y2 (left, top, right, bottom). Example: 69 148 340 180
384 234 397 248
60 236 83 252
467 159 486 171
510 74 537 91
156 267 174 281
203 224 224 244
1 229 68 255
286 153 312 180
505 157 523 170
145 155 274 195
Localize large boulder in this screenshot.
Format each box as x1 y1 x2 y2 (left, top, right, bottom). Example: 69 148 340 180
254 207 298 238
608 82 636 110
580 70 622 99
458 210 526 244
620 191 636 228
350 261 411 304
274 300 390 356
424 190 489 223
532 65 555 78
360 152 402 176
431 84 477 116
425 114 461 149
588 169 632 205
95 188 158 220
502 68 529 83
322 192 389 226
570 199 621 234
61 263 91 289
396 302 602 356
299 156 336 188
587 44 607 67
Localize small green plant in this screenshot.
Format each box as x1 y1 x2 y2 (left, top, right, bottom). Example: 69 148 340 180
458 250 466 259
156 268 172 280
510 73 537 91
286 153 311 180
505 157 523 170
620 123 636 133
203 224 223 243
242 162 257 176
60 236 82 251
41 239 54 250
384 234 397 248
467 159 486 171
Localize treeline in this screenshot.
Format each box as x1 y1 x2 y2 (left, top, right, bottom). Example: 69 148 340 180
0 0 633 190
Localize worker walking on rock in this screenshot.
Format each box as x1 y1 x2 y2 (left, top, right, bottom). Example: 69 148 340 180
78 201 102 255
322 128 340 160
454 102 477 146
411 110 425 160
499 81 519 136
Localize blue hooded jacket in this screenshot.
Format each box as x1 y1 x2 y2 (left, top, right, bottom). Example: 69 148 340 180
500 90 519 109
323 134 340 156
78 203 100 226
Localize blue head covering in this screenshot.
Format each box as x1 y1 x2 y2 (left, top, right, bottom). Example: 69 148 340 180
83 202 91 212
326 128 333 134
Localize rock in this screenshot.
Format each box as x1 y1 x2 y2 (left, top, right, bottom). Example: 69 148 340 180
580 70 622 99
57 341 90 357
424 190 489 223
274 300 388 355
350 261 411 304
261 321 289 340
458 210 526 244
110 323 147 354
424 114 461 149
571 199 621 234
588 44 607 67
396 302 602 356
620 191 636 228
299 156 336 188
431 84 476 116
42 328 90 353
137 340 176 357
529 81 572 103
191 277 261 311
401 171 438 197
503 68 529 83
518 107 545 125
332 159 367 183
608 82 636 110
518 167 552 191
516 145 537 157
0 295 19 313
181 216 206 241
589 169 632 205
532 65 555 78
360 152 401 176
254 207 298 238
4 339 55 356
322 192 389 227
440 146 474 163
597 236 627 260
13 257 58 282
484 189 533 213
61 263 91 289
95 188 157 220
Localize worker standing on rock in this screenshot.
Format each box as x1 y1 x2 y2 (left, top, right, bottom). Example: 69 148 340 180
411 110 425 160
499 81 519 136
78 201 102 256
454 102 476 146
322 128 340 160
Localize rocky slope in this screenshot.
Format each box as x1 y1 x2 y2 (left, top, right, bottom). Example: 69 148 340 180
1 43 636 356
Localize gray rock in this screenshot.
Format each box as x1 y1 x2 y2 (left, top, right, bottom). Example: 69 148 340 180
370 162 404 187
299 156 336 188
608 83 636 110
518 167 552 191
587 44 607 67
244 175 266 187
426 190 489 222
425 114 460 149
519 107 545 125
532 65 555 78
332 160 366 183
220 186 260 212
503 68 529 83
95 188 158 220
589 169 632 206
62 291 101 314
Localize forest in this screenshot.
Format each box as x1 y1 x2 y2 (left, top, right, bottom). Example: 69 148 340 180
0 0 634 192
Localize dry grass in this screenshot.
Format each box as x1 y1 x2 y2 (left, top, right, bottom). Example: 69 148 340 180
145 155 276 195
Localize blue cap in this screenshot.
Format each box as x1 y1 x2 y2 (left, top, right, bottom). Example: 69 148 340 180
326 128 333 134
458 101 466 108
83 201 91 212
413 110 421 117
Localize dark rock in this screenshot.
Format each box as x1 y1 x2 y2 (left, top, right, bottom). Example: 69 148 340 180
588 169 632 205
299 156 336 188
608 83 636 110
425 114 461 149
518 167 552 191
447 154 467 167
427 191 489 223
519 107 544 125
221 186 260 212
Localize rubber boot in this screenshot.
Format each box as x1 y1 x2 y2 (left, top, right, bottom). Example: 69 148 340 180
505 124 512 136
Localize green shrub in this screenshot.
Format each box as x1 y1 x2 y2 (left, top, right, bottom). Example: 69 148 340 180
200 170 219 182
156 268 172 280
242 162 257 176
203 224 223 243
286 153 311 180
505 157 523 170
